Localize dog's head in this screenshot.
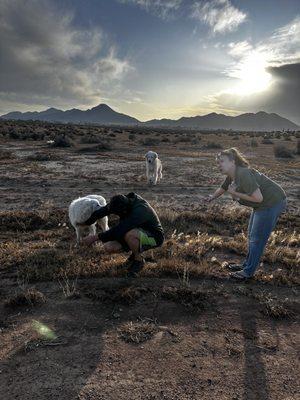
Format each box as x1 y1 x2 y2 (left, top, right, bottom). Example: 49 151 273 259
70 197 101 224
145 151 158 164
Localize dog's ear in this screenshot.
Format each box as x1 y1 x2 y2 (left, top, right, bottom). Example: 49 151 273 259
154 152 158 159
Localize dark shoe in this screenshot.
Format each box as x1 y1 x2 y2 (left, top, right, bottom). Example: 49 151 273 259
115 253 134 272
230 270 251 281
127 258 145 278
124 253 135 267
227 263 245 272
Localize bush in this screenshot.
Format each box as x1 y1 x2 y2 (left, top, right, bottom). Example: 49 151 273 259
79 141 113 152
4 288 46 308
141 137 160 146
202 142 223 150
262 138 273 144
52 135 73 147
80 135 104 144
274 144 293 158
250 139 258 147
26 152 60 162
0 149 14 160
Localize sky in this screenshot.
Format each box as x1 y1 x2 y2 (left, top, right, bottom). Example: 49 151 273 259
0 0 300 124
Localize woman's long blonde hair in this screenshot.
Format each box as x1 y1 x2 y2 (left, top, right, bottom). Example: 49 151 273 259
216 147 249 167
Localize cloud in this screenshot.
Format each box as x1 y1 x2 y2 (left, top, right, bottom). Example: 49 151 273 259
191 0 247 34
206 16 300 124
0 0 134 111
260 63 300 124
228 40 253 57
209 62 300 125
118 0 182 20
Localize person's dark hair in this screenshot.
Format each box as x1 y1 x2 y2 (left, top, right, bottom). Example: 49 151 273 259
216 147 249 167
108 194 130 215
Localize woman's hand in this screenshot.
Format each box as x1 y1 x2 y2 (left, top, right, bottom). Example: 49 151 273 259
82 234 98 246
227 183 237 195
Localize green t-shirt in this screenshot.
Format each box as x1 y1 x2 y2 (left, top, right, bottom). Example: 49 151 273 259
221 167 286 210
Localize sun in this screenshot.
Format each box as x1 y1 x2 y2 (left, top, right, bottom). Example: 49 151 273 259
228 51 272 96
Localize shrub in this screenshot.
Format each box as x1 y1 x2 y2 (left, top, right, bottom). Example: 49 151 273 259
250 139 258 147
26 152 59 162
52 134 73 147
262 138 273 144
118 321 157 343
80 135 104 144
202 142 223 150
274 144 293 158
0 149 14 160
79 141 113 152
128 133 136 140
141 137 160 146
4 288 46 308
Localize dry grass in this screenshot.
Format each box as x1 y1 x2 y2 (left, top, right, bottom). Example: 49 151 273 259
4 288 46 308
258 293 294 319
118 320 158 343
161 286 209 311
234 287 295 319
0 204 299 287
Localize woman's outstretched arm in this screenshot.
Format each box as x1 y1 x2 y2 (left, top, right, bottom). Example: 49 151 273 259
204 187 226 203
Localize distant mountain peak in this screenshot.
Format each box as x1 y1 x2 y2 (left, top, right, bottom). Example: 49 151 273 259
90 103 113 111
45 107 60 112
143 110 299 131
1 105 298 131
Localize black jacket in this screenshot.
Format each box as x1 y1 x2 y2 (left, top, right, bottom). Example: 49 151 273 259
84 192 164 245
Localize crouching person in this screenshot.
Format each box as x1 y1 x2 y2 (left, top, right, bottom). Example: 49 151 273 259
80 192 164 277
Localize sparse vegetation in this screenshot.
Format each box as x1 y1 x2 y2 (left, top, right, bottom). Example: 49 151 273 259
274 144 293 158
4 288 46 308
52 134 73 147
262 137 273 144
118 320 157 343
202 141 223 150
0 120 299 400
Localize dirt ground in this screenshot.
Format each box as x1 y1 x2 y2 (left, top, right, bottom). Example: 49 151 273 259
0 123 299 399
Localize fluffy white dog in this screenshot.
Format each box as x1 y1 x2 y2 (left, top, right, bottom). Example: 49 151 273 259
145 151 162 185
68 194 109 245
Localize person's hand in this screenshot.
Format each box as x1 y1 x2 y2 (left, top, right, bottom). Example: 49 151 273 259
227 183 237 195
203 194 215 203
81 234 98 246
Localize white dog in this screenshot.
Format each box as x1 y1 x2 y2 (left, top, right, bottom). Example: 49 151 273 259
145 151 162 185
68 194 109 245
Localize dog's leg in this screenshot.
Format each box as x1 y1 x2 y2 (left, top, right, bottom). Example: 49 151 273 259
146 163 151 184
153 163 158 185
89 223 97 236
148 165 155 185
99 217 109 232
75 226 82 246
158 163 162 181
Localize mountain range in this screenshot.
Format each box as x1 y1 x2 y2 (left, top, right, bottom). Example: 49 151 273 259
1 103 298 131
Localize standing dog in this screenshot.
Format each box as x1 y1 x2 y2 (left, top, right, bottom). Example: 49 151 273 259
68 194 109 245
145 151 162 185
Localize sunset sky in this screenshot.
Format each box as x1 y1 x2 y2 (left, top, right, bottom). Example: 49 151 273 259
1 0 300 124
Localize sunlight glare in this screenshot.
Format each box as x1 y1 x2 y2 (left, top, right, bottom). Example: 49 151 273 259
229 51 272 96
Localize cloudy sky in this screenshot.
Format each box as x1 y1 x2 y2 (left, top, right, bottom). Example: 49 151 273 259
1 0 300 124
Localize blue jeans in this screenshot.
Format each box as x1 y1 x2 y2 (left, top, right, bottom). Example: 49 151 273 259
242 199 287 277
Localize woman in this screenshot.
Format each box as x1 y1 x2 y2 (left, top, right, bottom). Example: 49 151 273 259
205 147 287 280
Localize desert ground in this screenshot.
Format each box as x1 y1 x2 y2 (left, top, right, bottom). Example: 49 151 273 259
0 120 299 400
